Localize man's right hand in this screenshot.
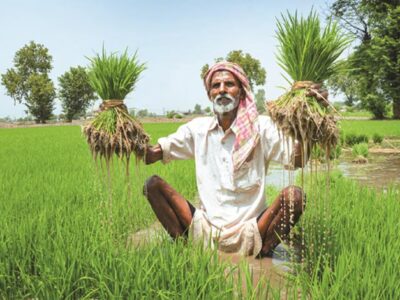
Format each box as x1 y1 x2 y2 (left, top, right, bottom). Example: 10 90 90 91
145 144 163 165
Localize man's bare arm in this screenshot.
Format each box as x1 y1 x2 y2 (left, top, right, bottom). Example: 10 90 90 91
145 144 163 165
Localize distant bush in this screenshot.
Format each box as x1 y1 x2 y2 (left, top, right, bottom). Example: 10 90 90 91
372 133 383 144
174 113 183 119
166 111 175 119
352 143 369 158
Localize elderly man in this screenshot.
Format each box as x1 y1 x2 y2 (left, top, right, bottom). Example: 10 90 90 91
144 62 324 257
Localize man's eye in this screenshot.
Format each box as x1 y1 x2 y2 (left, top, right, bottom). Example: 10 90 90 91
212 83 220 89
226 82 234 87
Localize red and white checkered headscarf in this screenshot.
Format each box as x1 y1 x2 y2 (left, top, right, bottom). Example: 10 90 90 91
204 61 260 172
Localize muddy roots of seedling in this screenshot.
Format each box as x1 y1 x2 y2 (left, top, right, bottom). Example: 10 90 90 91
266 89 338 151
83 104 150 163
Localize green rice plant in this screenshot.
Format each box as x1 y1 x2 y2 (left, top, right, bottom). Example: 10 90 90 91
83 48 149 164
268 10 352 154
339 120 400 138
311 144 342 162
352 143 369 158
293 172 400 298
356 134 369 144
372 133 383 144
345 133 369 146
344 132 357 146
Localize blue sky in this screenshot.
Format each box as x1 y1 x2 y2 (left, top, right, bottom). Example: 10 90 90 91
0 0 332 118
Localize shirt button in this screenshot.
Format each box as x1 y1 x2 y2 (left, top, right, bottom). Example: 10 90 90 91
222 157 226 162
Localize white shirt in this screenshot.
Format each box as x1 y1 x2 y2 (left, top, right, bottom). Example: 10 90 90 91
158 115 293 234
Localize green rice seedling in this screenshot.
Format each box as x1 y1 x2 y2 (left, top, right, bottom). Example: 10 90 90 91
372 133 383 144
83 48 149 165
356 133 369 144
339 120 400 138
267 10 352 153
352 143 369 163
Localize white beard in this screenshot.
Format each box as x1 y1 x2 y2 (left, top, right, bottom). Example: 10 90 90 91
212 94 240 114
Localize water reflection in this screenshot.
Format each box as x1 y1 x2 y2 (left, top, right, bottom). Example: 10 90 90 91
266 152 400 189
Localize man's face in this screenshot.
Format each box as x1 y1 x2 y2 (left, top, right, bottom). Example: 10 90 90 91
209 71 243 115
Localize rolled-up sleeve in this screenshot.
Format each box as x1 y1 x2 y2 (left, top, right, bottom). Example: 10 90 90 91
158 123 195 164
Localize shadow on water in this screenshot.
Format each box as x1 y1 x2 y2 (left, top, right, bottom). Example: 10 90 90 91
266 152 400 189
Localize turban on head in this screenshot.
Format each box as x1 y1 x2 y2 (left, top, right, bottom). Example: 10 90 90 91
203 61 260 172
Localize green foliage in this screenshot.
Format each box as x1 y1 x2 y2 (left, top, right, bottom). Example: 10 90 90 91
275 10 352 84
58 66 97 122
352 142 369 158
330 1 400 119
1 41 55 123
255 88 266 114
326 60 359 106
136 109 149 118
372 133 383 144
166 110 176 119
201 50 266 90
87 48 146 100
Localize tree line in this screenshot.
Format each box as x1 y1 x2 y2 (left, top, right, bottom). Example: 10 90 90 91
2 1 400 124
1 41 97 123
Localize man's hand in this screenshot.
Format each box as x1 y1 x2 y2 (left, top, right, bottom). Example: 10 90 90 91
306 83 329 107
145 144 163 165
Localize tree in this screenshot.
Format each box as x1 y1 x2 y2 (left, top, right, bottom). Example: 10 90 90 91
370 5 400 119
254 89 266 114
326 61 359 106
1 41 55 123
193 103 202 114
137 109 149 117
329 1 400 119
201 50 266 90
58 66 97 122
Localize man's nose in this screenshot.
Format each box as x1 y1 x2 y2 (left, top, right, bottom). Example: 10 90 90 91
218 83 226 94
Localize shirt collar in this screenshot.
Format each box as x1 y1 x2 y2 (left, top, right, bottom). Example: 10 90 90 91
207 115 237 137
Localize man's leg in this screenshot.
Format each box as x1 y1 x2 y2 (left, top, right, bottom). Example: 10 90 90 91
257 186 305 257
143 175 195 239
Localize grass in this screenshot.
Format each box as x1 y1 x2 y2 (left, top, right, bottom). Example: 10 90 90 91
339 119 400 139
1 123 399 298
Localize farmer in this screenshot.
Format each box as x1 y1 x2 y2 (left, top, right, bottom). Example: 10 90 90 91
144 62 327 257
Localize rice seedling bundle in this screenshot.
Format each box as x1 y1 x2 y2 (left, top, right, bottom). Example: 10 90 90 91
267 10 352 153
83 48 149 164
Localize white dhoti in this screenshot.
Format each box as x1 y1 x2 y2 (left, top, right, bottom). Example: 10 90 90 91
190 209 263 257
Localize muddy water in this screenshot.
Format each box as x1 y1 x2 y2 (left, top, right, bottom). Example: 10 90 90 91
266 152 400 189
337 152 400 188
